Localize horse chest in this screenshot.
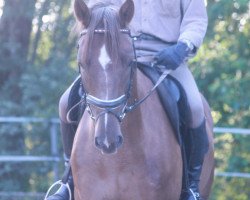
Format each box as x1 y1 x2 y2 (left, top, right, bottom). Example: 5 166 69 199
74 156 170 200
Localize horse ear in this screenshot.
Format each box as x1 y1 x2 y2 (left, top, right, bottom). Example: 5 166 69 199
74 0 90 27
119 0 134 27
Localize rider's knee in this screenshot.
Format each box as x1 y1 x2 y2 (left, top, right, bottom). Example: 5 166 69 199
59 88 71 123
188 98 205 128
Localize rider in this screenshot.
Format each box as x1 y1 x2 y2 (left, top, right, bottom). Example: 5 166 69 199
47 0 209 200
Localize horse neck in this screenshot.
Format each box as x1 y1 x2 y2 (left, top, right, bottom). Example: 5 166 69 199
120 68 180 161
123 68 156 138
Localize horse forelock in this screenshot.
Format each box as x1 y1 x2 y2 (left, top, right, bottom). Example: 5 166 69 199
81 3 122 66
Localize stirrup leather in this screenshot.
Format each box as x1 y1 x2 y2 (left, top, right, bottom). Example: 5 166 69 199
44 180 72 200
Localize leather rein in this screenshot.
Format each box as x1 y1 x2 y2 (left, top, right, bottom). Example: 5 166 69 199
66 29 171 124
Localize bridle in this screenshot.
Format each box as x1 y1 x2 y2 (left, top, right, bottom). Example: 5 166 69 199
78 32 136 123
66 28 171 124
67 28 135 123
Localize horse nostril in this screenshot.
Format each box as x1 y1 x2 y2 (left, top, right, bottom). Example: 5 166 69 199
116 135 123 148
95 137 103 149
95 135 123 152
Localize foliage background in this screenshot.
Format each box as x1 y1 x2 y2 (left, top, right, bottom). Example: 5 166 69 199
0 0 249 199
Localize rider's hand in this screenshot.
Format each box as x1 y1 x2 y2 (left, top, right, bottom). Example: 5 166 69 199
154 42 190 70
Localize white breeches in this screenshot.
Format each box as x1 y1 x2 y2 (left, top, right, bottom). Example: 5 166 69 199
170 63 205 128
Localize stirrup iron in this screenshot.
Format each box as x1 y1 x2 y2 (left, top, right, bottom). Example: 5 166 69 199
44 180 72 200
189 188 200 200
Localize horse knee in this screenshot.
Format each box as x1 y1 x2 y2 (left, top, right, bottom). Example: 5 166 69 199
59 88 71 123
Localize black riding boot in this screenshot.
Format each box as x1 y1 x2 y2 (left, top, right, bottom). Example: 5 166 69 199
181 119 209 200
46 120 76 200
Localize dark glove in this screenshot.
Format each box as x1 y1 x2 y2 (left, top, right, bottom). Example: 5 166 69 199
155 42 189 70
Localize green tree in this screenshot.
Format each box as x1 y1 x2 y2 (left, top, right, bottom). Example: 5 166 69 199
0 0 37 192
191 0 250 199
0 0 76 194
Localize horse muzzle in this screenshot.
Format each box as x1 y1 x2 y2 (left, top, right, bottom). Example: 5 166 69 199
95 134 123 154
94 115 124 154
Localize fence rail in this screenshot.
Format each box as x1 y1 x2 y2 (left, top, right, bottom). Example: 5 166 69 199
213 127 250 178
0 156 60 162
214 127 250 135
0 116 59 123
0 116 60 181
0 192 44 200
215 172 250 179
0 116 250 180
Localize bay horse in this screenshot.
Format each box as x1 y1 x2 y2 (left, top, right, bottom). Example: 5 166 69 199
71 0 214 199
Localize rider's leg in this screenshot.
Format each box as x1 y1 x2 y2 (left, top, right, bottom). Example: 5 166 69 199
170 64 209 200
47 85 76 200
171 64 204 128
59 86 76 159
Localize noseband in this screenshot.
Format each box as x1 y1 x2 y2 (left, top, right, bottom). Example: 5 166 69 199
85 94 129 123
86 94 127 108
67 28 170 124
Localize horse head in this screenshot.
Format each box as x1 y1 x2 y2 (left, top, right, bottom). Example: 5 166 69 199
74 0 135 154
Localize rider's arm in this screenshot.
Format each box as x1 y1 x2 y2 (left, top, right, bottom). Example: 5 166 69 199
178 0 208 50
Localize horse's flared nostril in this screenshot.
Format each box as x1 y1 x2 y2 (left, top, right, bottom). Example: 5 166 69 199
115 135 123 148
95 137 103 149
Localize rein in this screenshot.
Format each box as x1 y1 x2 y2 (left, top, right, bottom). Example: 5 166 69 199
66 28 171 124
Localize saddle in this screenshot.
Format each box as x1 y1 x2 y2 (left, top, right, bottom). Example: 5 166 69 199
137 63 191 195
67 63 191 197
